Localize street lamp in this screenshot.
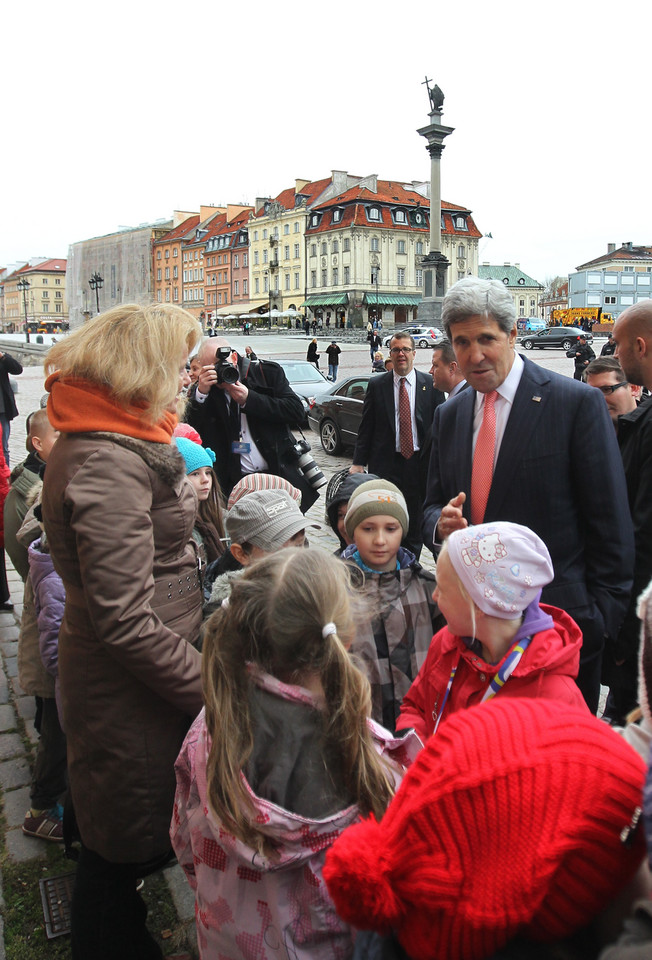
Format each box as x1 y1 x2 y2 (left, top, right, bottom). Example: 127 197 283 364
88 272 104 315
372 266 380 326
17 278 30 343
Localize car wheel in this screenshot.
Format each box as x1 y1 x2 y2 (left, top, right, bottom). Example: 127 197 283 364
418 339 429 349
562 339 572 351
320 419 342 455
522 339 533 350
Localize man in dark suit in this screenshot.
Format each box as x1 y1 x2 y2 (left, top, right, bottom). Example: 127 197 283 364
422 277 634 712
429 339 468 398
186 338 318 513
351 331 444 556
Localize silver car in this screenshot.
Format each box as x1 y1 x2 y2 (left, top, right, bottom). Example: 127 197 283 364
383 325 443 349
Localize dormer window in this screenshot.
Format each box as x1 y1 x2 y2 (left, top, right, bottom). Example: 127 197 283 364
503 278 509 285
394 209 406 224
333 209 342 223
310 213 320 227
454 215 467 231
518 277 525 285
368 207 381 222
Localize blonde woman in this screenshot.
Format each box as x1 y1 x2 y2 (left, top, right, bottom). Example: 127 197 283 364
171 548 420 960
42 303 204 960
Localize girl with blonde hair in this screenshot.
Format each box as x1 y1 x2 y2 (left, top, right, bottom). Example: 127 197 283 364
171 547 420 960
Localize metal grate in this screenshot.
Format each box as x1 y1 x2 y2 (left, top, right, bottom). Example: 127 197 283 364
39 872 74 939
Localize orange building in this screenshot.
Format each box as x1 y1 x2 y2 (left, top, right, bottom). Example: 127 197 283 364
152 212 201 307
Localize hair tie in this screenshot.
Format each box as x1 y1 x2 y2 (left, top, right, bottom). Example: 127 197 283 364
322 622 337 639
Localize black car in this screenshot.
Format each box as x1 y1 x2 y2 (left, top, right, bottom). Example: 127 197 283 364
518 327 594 351
307 375 371 454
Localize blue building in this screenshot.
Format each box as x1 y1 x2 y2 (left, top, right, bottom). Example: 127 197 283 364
570 243 652 321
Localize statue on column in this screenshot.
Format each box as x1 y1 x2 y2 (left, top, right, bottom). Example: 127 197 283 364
423 77 445 112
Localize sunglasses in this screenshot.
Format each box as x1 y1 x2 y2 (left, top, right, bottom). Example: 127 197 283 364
592 381 629 395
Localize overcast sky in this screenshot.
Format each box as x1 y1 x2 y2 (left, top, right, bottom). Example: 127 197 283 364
4 0 650 284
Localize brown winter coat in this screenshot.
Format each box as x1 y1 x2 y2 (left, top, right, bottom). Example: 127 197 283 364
41 431 203 863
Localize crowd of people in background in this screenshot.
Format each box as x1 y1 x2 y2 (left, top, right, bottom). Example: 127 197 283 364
1 283 652 960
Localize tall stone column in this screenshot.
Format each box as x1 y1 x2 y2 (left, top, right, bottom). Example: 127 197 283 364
417 81 454 323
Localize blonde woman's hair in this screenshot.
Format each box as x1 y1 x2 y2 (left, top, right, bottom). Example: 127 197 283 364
44 303 202 424
439 542 477 639
202 547 395 855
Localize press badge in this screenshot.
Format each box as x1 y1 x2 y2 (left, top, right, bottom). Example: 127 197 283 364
232 441 251 454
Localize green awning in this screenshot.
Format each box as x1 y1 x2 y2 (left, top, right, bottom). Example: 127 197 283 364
364 294 422 306
301 294 349 307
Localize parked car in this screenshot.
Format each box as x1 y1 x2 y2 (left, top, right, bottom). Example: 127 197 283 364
274 358 332 424
517 327 593 351
307 375 371 454
383 325 443 349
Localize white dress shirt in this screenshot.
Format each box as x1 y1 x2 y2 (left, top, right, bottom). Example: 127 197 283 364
393 369 420 453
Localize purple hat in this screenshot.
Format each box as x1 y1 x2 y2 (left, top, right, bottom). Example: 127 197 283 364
446 522 553 619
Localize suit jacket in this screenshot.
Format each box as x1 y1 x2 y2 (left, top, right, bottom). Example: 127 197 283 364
0 352 22 419
353 370 444 486
423 356 634 641
186 356 318 513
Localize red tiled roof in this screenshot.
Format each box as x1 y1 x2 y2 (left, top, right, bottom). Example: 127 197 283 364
252 177 334 219
576 245 652 269
154 216 201 245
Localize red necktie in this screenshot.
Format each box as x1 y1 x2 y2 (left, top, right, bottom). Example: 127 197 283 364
471 390 497 525
399 377 414 459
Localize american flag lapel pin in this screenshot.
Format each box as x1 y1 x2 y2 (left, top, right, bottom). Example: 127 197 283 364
532 396 542 402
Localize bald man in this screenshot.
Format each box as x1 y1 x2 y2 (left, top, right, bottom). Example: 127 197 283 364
606 302 652 721
185 338 317 512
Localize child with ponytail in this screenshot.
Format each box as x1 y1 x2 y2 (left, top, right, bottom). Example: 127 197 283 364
171 547 419 960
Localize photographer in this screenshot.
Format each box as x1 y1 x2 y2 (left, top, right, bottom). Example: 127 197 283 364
186 338 319 513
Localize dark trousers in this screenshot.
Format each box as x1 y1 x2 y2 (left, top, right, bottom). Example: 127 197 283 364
31 696 67 809
385 451 424 560
573 612 605 715
71 845 170 960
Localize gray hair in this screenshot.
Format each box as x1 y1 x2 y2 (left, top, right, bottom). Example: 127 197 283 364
442 277 516 338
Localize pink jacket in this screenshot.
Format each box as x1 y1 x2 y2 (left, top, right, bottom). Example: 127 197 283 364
171 669 421 960
397 603 587 743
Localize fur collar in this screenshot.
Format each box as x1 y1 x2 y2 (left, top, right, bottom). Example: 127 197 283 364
92 432 185 486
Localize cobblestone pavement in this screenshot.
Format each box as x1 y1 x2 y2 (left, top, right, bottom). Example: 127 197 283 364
0 337 606 955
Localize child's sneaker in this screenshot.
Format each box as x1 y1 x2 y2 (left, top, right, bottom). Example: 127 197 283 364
22 803 64 842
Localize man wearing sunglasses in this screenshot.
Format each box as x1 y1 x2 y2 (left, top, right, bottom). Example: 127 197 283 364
584 357 639 427
350 331 444 556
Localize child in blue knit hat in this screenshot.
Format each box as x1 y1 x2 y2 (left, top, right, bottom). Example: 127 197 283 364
175 437 227 567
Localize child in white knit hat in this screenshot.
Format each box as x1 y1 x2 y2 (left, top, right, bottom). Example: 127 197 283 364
342 479 442 732
397 521 587 742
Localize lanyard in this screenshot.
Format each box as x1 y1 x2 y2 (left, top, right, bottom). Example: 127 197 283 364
432 634 532 734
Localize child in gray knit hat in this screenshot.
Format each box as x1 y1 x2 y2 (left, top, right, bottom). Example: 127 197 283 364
341 479 442 733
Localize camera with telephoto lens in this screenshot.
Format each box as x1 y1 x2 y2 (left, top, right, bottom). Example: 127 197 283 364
214 346 239 385
291 439 327 490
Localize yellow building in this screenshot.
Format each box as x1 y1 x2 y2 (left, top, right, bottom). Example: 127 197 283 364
2 259 68 332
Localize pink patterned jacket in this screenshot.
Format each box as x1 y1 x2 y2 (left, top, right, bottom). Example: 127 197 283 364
171 668 421 960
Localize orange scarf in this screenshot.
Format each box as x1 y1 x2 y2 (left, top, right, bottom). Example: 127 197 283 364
45 372 177 443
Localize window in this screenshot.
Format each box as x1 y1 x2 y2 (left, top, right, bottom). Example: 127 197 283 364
264 275 269 293
397 240 406 254
311 270 317 287
621 274 635 285
285 274 290 290
165 249 169 259
283 223 289 235
55 291 62 298
344 266 350 284
321 242 327 255
454 216 467 230
173 266 178 279
294 243 300 258
416 269 423 286
254 250 259 265
183 252 188 261
218 293 222 304
157 251 161 260
165 267 170 280
638 276 651 285
234 254 239 268
294 272 300 289
173 247 178 257
294 222 300 232
397 268 405 286
395 210 406 223
254 231 258 241
165 288 170 301
243 253 248 267
263 229 267 240
604 296 616 304
588 273 601 284
255 277 260 294
157 268 161 281
604 274 618 285
333 209 341 223
519 298 525 307
55 277 61 285
174 288 179 301
234 280 239 295
624 266 635 272
368 207 380 221
311 214 319 227
332 240 339 254
157 290 162 301
370 237 379 252
311 244 317 257
458 245 466 258
55 302 62 312
284 245 290 260
457 271 465 281
243 279 248 294
621 295 634 305
194 268 199 281
322 270 328 286
343 238 350 252
263 249 268 264
416 242 423 256
42 291 49 298
218 255 222 264
333 268 339 285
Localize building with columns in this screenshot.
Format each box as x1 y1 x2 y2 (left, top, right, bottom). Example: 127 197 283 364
478 263 543 319
2 259 68 332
